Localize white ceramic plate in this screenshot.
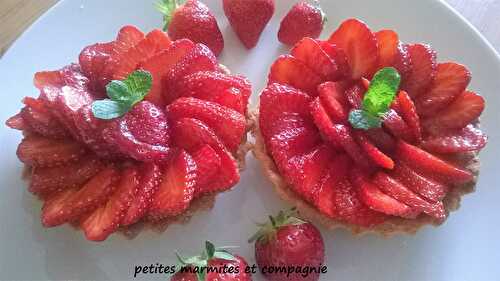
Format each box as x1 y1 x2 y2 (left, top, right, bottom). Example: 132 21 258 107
1 0 499 280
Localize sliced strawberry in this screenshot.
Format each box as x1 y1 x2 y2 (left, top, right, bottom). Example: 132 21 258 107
390 161 448 203
318 82 348 123
317 41 351 79
30 156 104 196
149 150 197 219
350 168 418 218
375 30 411 79
171 70 251 114
345 83 365 109
33 70 64 90
268 55 323 96
80 167 139 241
140 39 195 106
396 140 473 184
162 43 218 103
40 188 78 226
121 163 162 226
17 135 86 167
416 62 471 116
104 29 172 84
79 42 114 94
191 145 222 197
309 97 341 150
114 25 145 54
373 172 446 220
328 19 378 79
383 109 414 143
20 97 69 138
364 128 396 153
291 38 345 81
259 83 312 139
353 131 394 170
166 97 246 152
5 113 26 130
396 90 422 142
421 124 487 154
285 145 335 203
171 118 239 193
422 91 485 134
401 44 437 97
41 167 119 227
103 101 171 162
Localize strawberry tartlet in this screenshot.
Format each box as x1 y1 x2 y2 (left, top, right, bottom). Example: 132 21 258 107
252 19 487 235
6 26 251 241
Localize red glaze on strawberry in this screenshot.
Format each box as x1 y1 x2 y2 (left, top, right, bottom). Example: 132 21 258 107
258 19 486 230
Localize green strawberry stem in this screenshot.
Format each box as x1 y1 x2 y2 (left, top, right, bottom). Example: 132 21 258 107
156 0 185 31
248 208 306 244
174 240 238 281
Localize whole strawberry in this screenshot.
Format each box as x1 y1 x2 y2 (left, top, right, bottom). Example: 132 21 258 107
278 0 326 46
171 241 252 281
223 0 275 49
249 210 325 281
157 0 224 56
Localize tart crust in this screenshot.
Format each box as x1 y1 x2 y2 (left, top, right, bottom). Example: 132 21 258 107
249 109 480 236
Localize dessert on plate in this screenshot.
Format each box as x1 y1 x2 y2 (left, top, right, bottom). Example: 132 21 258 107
6 26 251 241
252 18 487 235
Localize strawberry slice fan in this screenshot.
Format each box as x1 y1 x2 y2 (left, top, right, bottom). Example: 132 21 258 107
6 26 251 242
252 18 488 235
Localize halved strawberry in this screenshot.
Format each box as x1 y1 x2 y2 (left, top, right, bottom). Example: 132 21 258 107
373 172 446 220
350 168 418 218
166 97 246 152
353 131 394 169
30 156 104 196
421 124 487 154
171 118 239 193
318 82 348 123
191 145 222 197
20 97 69 138
416 62 471 116
140 39 195 106
149 150 197 219
41 167 119 227
285 145 335 203
401 44 437 97
317 41 351 79
17 135 86 167
396 90 422 142
259 83 313 139
291 38 345 81
396 140 473 184
121 163 162 226
103 101 171 162
268 55 323 96
171 70 251 114
374 30 411 79
390 161 448 203
328 19 378 79
80 167 139 241
422 91 485 134
383 109 414 143
162 44 218 103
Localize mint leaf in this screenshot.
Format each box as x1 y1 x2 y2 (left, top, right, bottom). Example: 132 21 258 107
93 70 152 120
363 67 401 116
91 100 128 120
349 109 382 130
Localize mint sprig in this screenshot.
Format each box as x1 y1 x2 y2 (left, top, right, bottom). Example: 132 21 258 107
91 70 152 120
348 67 401 130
